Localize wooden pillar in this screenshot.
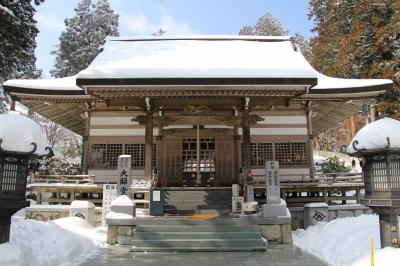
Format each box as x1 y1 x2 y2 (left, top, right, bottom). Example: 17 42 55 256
196 125 201 186
350 115 356 139
10 97 16 111
157 124 164 185
242 111 251 181
234 126 240 184
144 111 153 180
370 105 377 122
306 102 315 180
80 111 90 174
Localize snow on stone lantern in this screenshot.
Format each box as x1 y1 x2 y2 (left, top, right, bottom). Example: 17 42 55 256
347 117 400 248
0 114 53 243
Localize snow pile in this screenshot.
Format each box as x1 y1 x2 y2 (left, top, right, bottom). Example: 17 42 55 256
0 114 51 156
0 243 22 266
0 217 105 266
347 118 400 154
293 214 400 266
352 247 400 266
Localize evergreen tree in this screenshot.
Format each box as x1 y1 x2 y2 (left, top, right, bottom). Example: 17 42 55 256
309 0 400 117
0 0 43 113
239 13 310 60
50 0 119 78
239 13 288 36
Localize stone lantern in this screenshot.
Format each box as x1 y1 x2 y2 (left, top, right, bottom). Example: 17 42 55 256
347 117 400 248
0 114 53 243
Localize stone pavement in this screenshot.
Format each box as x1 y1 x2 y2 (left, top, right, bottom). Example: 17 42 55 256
79 244 328 266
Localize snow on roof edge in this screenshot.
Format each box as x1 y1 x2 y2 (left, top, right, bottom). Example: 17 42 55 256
311 73 393 91
3 75 82 92
105 35 292 42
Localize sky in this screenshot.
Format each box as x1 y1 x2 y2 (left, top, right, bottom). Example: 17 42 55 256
34 0 315 78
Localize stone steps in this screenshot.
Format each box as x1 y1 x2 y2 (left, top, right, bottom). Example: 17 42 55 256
131 223 265 252
164 188 232 216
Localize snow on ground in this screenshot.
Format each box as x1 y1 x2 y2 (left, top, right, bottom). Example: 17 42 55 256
293 214 400 266
0 217 106 266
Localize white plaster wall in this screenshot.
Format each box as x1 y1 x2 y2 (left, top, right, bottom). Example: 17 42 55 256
258 115 307 125
90 128 159 136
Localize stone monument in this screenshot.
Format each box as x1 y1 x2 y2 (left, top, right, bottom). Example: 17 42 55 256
262 161 287 218
117 155 132 197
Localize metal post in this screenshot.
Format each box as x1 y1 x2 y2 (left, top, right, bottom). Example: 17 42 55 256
196 124 201 186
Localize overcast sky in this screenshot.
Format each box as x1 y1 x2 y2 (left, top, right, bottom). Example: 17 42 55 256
35 0 314 78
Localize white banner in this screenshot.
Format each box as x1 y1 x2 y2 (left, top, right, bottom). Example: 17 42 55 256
101 184 117 227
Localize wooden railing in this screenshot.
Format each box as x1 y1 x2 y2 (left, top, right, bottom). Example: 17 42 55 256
30 174 95 184
252 172 363 186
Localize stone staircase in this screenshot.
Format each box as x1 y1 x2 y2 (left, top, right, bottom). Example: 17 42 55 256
164 187 232 216
131 219 265 252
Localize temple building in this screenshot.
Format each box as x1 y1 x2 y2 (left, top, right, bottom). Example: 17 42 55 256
3 36 393 187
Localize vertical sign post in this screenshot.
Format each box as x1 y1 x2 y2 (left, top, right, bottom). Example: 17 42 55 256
101 184 117 227
117 155 132 197
265 161 280 204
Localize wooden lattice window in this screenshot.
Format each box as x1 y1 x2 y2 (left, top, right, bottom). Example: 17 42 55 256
90 144 107 168
91 143 156 169
126 144 145 167
291 142 307 166
275 142 292 166
107 144 122 167
257 143 273 166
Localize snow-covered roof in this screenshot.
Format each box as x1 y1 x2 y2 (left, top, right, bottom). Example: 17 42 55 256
347 118 400 155
310 73 392 93
0 114 51 156
76 36 317 82
3 75 82 94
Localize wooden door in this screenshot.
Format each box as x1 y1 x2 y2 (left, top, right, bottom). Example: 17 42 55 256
164 136 182 186
215 136 235 185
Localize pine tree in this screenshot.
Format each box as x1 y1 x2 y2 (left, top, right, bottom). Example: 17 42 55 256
0 0 43 113
239 13 310 60
309 0 400 151
50 0 119 78
239 13 288 36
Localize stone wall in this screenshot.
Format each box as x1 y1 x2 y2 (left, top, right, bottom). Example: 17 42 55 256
259 224 292 244
107 225 136 245
25 205 103 226
289 204 373 230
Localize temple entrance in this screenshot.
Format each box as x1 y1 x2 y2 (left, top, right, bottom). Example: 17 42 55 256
163 129 235 187
182 137 215 186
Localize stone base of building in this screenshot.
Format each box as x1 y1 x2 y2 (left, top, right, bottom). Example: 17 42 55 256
259 224 292 244
107 224 136 245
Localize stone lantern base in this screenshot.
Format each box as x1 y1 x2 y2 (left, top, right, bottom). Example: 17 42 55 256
371 206 400 248
0 200 30 243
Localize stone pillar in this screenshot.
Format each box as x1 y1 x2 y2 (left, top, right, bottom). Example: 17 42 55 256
304 202 329 228
117 155 132 197
242 111 251 180
376 208 400 248
144 111 153 180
